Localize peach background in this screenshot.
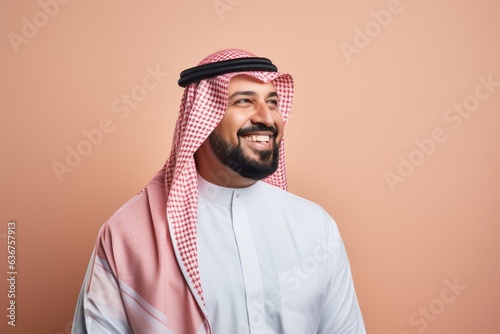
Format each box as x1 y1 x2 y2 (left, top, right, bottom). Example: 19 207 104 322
1 0 499 333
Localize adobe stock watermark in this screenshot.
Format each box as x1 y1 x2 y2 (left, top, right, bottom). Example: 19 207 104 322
237 237 338 332
7 0 72 54
385 73 499 192
212 0 243 21
51 65 169 182
399 277 467 334
277 237 338 292
339 0 413 64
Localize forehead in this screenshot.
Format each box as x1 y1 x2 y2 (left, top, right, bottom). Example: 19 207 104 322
228 75 276 95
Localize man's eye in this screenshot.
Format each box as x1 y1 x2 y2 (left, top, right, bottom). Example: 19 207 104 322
267 100 278 106
235 98 252 104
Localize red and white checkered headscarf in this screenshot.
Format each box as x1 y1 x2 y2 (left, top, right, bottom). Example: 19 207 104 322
164 49 294 302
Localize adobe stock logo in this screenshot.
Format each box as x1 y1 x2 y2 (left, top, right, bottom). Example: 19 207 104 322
51 65 169 182
7 0 72 54
399 278 467 334
385 74 499 192
212 0 243 21
339 0 415 64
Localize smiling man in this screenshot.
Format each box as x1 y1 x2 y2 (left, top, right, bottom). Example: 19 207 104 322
72 49 365 334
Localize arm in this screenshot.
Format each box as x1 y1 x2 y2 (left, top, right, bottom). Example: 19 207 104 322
317 219 366 334
71 250 132 334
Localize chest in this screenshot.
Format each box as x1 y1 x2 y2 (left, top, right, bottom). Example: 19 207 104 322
197 200 331 333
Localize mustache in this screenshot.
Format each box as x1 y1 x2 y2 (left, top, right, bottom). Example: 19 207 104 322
237 123 278 137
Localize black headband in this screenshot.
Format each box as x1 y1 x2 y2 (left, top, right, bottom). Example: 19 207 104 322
178 57 278 87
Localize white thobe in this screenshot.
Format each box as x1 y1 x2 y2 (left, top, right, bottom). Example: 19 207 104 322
196 175 366 334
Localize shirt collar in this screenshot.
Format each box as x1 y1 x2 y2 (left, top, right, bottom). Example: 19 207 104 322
197 173 261 206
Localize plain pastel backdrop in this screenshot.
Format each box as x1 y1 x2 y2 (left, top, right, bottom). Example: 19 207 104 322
1 0 499 333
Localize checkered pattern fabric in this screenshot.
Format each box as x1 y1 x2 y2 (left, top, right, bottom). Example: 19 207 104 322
164 49 294 302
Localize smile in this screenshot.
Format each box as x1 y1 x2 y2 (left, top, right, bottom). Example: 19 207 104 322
241 134 270 143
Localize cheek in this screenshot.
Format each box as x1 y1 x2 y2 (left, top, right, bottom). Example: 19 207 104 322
275 115 285 141
217 112 248 142
214 120 239 145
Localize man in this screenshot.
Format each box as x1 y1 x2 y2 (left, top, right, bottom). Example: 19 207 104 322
72 49 365 333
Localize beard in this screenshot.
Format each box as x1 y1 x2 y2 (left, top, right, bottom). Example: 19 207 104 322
208 126 280 181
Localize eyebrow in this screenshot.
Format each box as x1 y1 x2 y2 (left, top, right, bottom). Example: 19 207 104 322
229 91 278 100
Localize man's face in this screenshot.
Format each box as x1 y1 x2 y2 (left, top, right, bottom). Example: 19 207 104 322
197 75 284 184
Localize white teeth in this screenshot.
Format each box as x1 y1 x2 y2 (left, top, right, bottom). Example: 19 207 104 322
243 135 270 142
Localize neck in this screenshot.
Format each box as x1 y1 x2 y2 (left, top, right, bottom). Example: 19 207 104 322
196 164 257 188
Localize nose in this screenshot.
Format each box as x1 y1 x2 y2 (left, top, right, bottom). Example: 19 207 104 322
251 101 275 127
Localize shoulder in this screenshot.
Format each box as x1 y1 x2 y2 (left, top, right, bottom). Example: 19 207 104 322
101 175 167 239
259 181 331 217
258 181 340 235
